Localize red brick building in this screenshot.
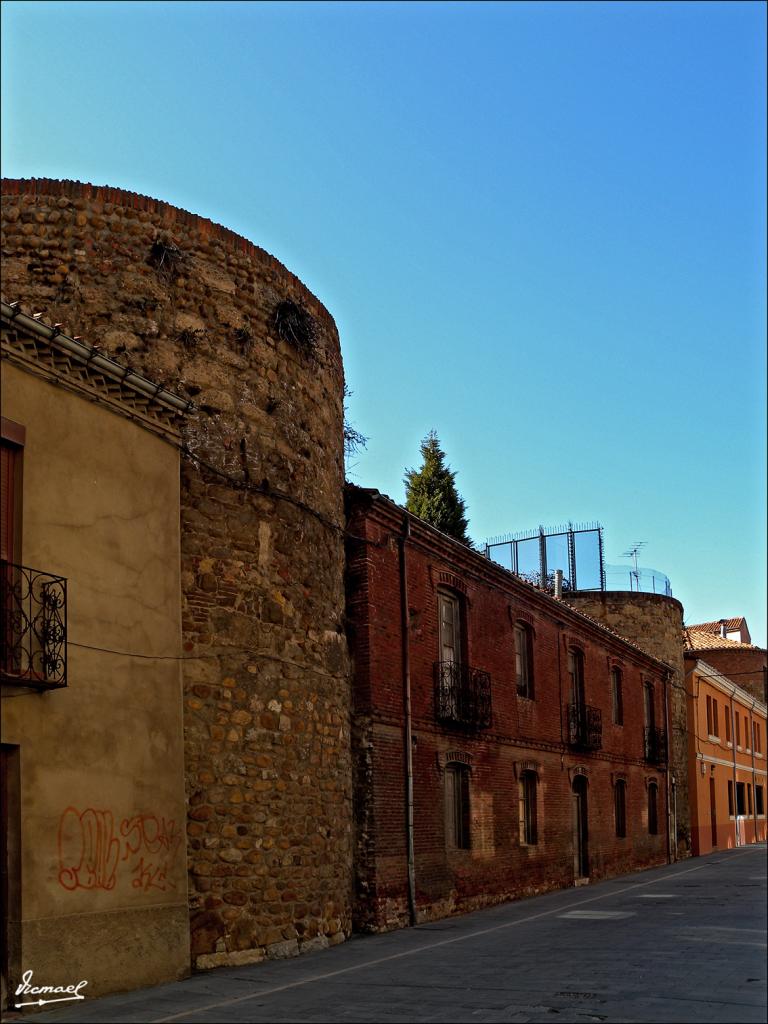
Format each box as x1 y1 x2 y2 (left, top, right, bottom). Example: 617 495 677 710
346 487 672 931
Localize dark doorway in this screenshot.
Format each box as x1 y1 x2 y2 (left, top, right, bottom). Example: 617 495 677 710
572 775 589 879
709 776 718 847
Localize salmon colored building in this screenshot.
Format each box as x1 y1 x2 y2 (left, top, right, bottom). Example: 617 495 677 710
685 655 767 856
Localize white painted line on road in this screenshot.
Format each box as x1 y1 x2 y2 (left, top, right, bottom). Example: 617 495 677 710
635 893 678 898
152 849 761 1024
679 926 766 934
684 937 767 948
558 910 635 919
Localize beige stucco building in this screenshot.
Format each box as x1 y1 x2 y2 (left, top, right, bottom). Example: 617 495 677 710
1 302 192 1006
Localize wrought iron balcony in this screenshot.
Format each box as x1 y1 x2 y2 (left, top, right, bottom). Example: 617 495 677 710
567 702 602 751
434 660 492 729
1 561 67 688
644 726 667 765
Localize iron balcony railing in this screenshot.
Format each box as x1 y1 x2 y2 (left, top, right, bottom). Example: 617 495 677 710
434 660 492 729
644 726 667 765
1 561 67 688
567 702 602 751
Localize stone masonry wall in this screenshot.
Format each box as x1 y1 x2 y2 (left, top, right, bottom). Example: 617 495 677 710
1 179 353 967
565 591 690 856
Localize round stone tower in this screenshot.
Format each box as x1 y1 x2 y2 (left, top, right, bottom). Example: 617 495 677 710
1 179 352 964
565 590 690 857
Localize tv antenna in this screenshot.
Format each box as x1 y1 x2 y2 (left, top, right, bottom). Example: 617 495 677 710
620 541 647 591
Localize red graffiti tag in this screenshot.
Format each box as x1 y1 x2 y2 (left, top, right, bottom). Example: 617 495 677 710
120 814 182 859
120 814 183 891
57 807 120 891
130 856 172 892
58 807 182 893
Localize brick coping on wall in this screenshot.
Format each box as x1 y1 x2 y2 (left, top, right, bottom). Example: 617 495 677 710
1 177 337 331
566 590 685 615
346 484 674 673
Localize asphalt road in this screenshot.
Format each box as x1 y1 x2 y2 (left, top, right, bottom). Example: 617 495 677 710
17 844 768 1024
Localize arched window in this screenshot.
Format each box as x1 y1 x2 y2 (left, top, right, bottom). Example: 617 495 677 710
445 763 470 850
611 667 623 726
514 622 534 699
648 781 659 835
518 770 538 845
614 780 627 838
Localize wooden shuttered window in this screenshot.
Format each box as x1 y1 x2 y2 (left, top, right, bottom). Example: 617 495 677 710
1 422 24 679
614 780 627 838
1 443 17 563
438 592 462 666
611 667 623 725
1 418 25 564
644 683 655 730
515 623 534 700
445 764 470 850
568 649 585 707
648 781 659 835
519 771 538 845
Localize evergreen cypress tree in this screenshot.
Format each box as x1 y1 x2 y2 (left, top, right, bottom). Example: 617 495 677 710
404 431 471 545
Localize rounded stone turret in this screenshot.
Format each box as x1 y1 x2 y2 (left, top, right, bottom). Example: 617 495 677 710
1 178 352 964
565 590 690 856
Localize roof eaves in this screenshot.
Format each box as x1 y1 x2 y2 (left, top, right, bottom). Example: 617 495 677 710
1 301 193 430
348 486 671 673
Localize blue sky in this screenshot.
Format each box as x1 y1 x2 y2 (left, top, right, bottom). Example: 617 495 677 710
2 1 766 644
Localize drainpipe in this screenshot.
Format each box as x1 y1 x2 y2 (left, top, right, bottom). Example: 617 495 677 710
556 623 565 745
749 699 758 842
672 778 678 861
663 670 673 863
398 514 416 926
729 688 738 846
684 663 700 853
